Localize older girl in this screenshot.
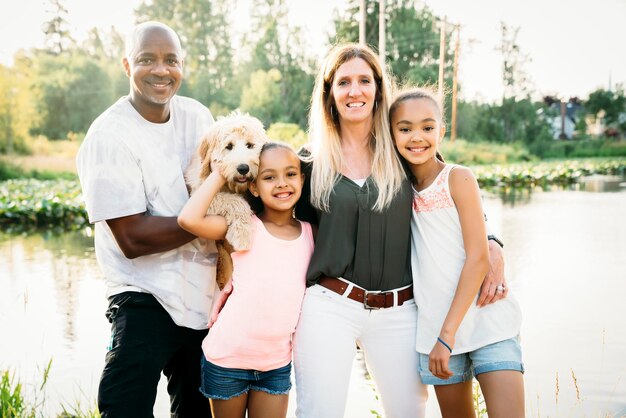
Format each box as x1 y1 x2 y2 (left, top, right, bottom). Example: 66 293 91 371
390 87 524 418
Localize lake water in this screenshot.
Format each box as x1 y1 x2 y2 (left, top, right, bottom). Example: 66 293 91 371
1 176 625 417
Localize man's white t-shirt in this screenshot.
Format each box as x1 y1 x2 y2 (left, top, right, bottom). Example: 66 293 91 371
76 95 217 330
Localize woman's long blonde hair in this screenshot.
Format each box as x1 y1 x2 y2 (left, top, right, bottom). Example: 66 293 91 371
307 43 406 212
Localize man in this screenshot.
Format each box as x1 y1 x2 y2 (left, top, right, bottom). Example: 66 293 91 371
76 21 215 417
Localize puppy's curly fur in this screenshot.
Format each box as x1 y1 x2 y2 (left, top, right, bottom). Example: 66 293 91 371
186 112 268 288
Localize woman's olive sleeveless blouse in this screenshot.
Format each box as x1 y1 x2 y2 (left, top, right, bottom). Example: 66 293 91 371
296 158 413 291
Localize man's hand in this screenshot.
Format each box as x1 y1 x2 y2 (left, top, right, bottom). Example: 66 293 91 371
476 240 508 307
207 279 233 328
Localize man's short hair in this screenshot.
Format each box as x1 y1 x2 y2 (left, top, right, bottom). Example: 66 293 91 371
124 21 184 60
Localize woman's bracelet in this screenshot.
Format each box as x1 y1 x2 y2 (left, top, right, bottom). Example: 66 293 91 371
437 337 453 353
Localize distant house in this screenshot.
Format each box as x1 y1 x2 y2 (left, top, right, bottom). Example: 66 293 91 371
543 96 583 139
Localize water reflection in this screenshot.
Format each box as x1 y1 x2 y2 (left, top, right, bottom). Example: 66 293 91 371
485 175 626 207
480 180 626 417
576 174 626 193
0 229 106 414
1 229 97 344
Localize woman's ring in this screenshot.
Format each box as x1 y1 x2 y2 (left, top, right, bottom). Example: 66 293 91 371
496 284 505 292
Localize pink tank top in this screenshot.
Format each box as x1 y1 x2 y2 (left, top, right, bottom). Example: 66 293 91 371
202 215 314 371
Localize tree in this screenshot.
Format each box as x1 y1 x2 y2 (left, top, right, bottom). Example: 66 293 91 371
239 0 316 128
460 98 551 144
81 26 132 104
267 122 308 149
493 23 539 143
0 65 16 153
42 0 75 55
585 87 626 135
240 69 283 128
0 53 40 153
498 23 531 101
332 0 450 86
30 52 113 139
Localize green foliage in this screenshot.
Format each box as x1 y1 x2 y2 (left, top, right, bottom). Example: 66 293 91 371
0 160 27 180
530 139 626 159
3 158 624 230
458 98 553 144
440 139 533 165
585 86 626 132
472 158 626 188
0 63 32 154
267 122 308 149
0 64 16 154
240 69 283 128
0 370 34 418
0 179 87 230
332 0 448 86
0 361 100 418
238 0 315 128
58 402 101 418
30 51 113 140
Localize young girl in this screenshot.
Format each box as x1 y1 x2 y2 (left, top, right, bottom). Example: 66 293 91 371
389 88 525 418
178 142 314 418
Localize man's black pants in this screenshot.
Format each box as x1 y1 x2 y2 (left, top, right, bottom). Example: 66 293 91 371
98 292 212 418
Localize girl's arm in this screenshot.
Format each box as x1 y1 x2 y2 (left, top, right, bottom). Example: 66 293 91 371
177 171 229 240
429 166 490 379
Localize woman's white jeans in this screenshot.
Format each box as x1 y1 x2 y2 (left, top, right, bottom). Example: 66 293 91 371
294 284 428 418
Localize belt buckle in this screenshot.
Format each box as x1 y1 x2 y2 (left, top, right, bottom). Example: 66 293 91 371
363 290 382 310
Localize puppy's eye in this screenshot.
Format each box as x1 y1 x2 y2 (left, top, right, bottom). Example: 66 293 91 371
225 143 233 151
246 142 254 149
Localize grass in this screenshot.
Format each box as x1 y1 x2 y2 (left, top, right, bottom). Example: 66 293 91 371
0 157 76 181
0 370 33 418
0 361 100 418
0 137 80 181
441 139 534 165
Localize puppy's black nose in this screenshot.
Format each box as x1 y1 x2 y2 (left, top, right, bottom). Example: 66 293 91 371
237 164 250 175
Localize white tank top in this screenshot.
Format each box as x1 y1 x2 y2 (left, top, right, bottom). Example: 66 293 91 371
410 164 522 354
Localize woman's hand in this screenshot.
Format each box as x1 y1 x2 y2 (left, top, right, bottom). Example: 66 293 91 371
429 337 454 380
207 279 233 328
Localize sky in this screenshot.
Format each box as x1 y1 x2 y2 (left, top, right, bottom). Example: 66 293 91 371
2 0 625 103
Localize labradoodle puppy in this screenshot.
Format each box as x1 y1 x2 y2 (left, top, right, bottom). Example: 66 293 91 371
186 112 268 288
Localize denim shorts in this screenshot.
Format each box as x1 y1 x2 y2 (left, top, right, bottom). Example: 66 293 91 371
418 336 524 385
199 356 292 400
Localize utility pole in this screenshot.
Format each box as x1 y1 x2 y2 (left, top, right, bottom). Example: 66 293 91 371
359 0 366 45
379 0 386 73
450 25 460 143
437 17 447 100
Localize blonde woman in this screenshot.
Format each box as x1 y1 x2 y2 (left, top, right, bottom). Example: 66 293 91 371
293 43 507 418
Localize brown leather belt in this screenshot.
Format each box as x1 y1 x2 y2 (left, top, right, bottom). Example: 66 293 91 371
318 276 413 309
